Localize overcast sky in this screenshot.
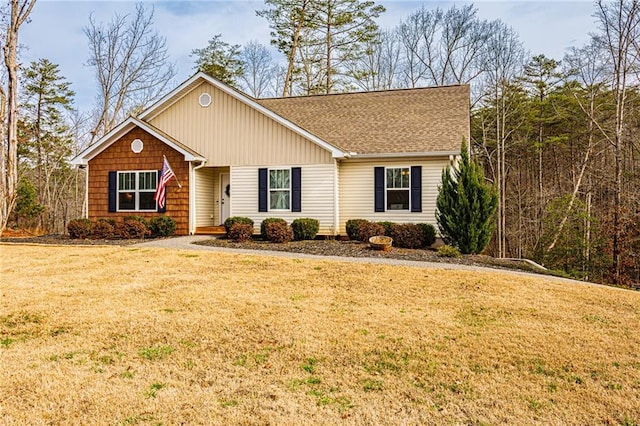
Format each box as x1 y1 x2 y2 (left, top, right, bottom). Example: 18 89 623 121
19 0 596 111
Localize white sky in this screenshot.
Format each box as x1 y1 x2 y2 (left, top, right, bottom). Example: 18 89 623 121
19 0 596 111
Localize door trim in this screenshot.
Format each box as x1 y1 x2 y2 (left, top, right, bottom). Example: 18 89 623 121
220 173 230 225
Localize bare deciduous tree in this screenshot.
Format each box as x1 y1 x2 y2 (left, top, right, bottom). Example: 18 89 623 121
591 0 640 283
399 4 491 87
1 0 36 235
480 21 525 258
84 3 176 142
545 41 608 255
239 41 277 98
348 28 401 91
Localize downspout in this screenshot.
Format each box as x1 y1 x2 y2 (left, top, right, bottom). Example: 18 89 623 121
190 160 207 235
84 164 89 219
333 158 340 236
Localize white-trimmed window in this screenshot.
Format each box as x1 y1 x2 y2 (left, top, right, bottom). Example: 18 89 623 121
117 171 157 211
386 167 410 210
269 168 290 210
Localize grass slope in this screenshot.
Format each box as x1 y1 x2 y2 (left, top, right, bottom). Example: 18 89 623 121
1 244 639 425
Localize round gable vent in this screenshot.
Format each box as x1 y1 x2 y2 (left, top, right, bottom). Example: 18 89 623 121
131 138 143 153
199 92 212 107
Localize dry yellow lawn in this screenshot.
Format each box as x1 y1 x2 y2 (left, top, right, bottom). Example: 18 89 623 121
1 244 639 425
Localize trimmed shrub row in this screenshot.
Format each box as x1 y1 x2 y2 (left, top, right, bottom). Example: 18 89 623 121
67 216 176 239
225 217 320 243
345 219 437 249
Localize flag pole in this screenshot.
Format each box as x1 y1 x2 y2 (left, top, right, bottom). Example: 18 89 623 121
163 155 183 188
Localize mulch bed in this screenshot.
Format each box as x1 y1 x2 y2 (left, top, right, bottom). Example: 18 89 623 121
194 237 549 274
0 234 143 246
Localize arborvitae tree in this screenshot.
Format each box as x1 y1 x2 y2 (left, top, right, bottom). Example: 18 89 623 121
436 140 498 254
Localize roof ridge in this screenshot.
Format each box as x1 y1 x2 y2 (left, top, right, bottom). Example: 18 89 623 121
258 84 469 101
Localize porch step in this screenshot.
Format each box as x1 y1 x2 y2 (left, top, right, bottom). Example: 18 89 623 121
195 226 226 235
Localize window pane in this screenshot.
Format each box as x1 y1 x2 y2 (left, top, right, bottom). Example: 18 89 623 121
386 169 394 188
387 168 410 189
139 192 157 210
387 190 409 210
270 190 290 210
139 172 157 190
270 169 290 189
118 192 135 210
119 172 135 190
400 168 410 188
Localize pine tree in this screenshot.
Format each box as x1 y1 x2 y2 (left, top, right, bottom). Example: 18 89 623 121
192 34 244 87
21 58 75 231
436 140 498 254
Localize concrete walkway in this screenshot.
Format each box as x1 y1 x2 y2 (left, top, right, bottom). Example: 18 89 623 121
134 236 617 289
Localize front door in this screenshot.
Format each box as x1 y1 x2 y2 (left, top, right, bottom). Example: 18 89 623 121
220 173 230 225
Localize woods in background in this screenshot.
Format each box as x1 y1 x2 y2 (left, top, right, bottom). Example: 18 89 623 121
2 0 640 285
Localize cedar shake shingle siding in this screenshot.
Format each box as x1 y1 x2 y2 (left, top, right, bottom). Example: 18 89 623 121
258 85 470 155
88 128 190 235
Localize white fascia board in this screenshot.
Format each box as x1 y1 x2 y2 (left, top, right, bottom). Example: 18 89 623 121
343 151 460 161
70 117 205 165
139 72 348 159
70 119 137 166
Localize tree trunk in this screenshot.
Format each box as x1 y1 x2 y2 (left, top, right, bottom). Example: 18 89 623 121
282 0 309 96
1 0 37 234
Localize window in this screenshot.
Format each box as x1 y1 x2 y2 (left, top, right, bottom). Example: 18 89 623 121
117 171 157 211
386 167 410 210
269 168 290 210
259 167 301 213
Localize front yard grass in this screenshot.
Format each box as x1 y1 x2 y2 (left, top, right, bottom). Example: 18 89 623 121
1 244 639 424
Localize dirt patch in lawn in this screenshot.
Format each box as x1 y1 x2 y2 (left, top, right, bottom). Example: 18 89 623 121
1 244 639 424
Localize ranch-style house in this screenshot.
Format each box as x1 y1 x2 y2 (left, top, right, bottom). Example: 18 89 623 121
71 72 470 236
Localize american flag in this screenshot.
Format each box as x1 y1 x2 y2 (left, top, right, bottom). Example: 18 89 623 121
154 157 176 209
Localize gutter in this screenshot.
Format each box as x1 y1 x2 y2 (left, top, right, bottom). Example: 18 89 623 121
343 151 459 160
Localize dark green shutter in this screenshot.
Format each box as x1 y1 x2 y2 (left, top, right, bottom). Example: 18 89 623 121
410 166 422 212
374 167 385 212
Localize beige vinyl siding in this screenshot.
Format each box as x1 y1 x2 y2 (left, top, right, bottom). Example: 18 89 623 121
231 164 337 235
338 157 449 234
194 167 216 227
149 81 333 166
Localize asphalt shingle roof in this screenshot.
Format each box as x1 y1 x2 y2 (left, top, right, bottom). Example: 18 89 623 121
257 85 470 155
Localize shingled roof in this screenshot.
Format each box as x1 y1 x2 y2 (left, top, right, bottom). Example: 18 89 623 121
257 85 470 155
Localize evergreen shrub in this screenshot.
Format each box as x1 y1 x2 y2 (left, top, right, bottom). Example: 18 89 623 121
149 216 177 237
418 223 437 247
291 218 320 240
390 223 425 249
345 219 368 240
377 221 395 237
